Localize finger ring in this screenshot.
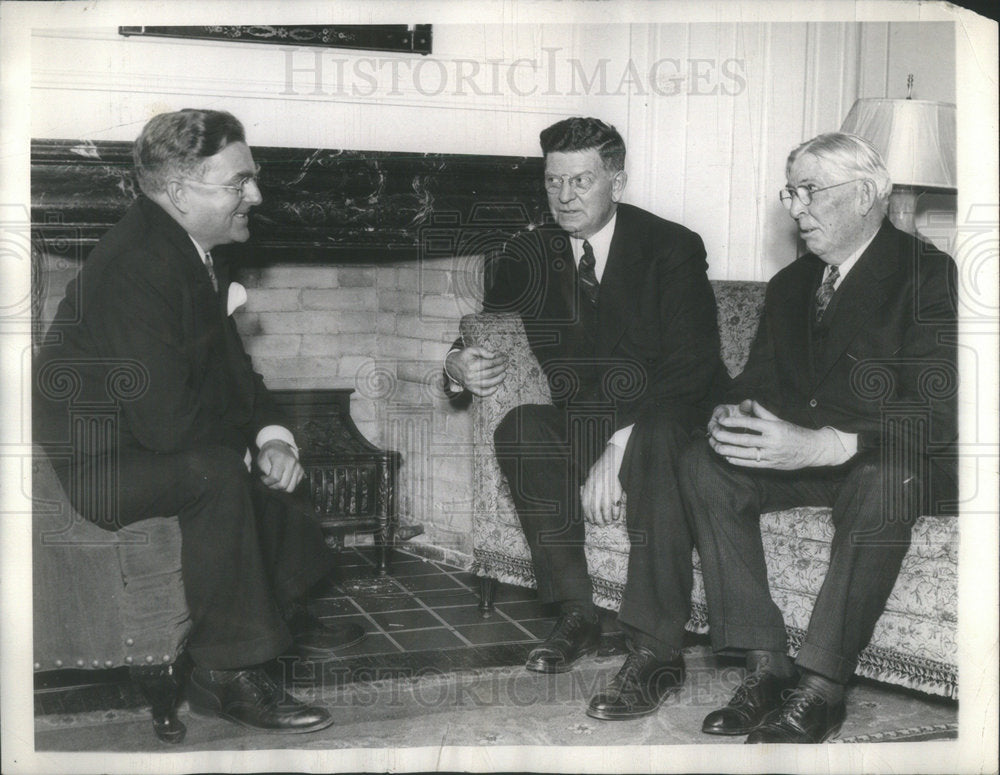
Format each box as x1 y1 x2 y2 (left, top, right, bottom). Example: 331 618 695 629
755 448 761 462
614 499 623 507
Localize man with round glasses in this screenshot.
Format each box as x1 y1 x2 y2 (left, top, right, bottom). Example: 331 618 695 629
445 117 728 720
679 132 958 743
34 109 363 735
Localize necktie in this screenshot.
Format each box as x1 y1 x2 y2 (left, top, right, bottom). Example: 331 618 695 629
578 240 599 306
204 251 219 293
814 265 839 322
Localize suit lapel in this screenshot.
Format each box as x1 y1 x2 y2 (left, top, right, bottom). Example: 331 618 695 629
596 209 644 354
771 256 823 394
812 222 897 386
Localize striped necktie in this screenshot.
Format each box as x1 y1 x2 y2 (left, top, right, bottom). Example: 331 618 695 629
814 265 840 323
204 251 219 293
578 240 599 306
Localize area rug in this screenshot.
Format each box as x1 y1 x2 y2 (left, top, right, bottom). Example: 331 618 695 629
35 646 957 752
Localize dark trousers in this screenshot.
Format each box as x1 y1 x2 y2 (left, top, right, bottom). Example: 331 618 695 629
679 438 923 684
493 403 697 650
55 445 335 669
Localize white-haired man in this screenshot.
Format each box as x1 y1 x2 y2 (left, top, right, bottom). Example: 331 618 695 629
679 132 958 743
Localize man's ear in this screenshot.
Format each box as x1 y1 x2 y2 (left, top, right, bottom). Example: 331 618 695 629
611 170 628 203
164 179 189 213
857 178 878 215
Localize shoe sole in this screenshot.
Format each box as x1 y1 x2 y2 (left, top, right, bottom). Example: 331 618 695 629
701 724 757 736
525 643 599 674
585 686 679 721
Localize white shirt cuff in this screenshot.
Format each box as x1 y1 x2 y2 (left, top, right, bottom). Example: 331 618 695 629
255 425 299 458
444 345 465 391
824 426 858 460
608 424 634 451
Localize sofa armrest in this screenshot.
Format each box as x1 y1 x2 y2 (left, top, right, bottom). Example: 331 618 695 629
459 312 553 436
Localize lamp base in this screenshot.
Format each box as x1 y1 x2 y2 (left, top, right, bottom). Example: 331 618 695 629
888 187 919 235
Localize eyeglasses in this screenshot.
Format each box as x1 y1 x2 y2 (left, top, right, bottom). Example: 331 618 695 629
544 173 597 195
182 165 261 198
779 178 865 209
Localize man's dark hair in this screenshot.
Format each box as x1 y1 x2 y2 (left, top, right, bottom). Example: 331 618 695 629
539 117 626 171
134 109 246 196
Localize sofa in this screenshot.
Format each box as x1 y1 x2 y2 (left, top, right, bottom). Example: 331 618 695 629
463 280 958 699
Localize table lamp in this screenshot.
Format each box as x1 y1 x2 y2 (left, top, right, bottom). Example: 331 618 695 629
840 80 956 234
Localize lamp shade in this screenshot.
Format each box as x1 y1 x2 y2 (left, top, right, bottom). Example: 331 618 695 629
840 99 956 190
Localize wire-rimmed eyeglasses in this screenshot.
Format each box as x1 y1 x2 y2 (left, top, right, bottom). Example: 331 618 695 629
544 173 597 195
779 178 865 209
182 165 261 198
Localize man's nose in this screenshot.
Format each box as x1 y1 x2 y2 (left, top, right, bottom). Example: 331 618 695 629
243 179 263 206
787 192 807 219
557 180 576 203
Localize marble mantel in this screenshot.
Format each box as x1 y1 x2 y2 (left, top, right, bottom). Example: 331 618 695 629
31 139 547 264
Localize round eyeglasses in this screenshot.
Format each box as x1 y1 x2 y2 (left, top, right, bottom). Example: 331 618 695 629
544 173 597 195
779 178 865 209
183 165 261 198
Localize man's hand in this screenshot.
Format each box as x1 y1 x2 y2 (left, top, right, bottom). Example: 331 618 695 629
708 399 850 470
446 346 508 397
580 443 627 526
257 439 304 493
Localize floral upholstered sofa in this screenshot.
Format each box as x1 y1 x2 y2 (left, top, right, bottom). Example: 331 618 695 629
462 280 958 699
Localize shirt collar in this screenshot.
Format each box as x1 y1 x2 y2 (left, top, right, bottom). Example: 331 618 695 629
188 235 210 264
826 228 878 288
570 210 618 282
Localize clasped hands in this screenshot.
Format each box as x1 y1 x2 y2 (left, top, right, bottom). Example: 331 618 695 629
446 346 508 396
707 399 849 470
256 439 304 493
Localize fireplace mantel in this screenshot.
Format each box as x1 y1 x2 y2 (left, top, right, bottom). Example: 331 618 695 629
31 139 546 264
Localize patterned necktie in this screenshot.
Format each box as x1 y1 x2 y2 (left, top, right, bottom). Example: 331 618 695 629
578 240 599 306
814 265 840 322
204 251 219 293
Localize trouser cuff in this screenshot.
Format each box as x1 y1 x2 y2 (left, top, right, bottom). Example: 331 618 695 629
795 642 853 685
712 623 788 655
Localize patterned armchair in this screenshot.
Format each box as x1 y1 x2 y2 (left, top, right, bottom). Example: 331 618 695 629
463 280 958 698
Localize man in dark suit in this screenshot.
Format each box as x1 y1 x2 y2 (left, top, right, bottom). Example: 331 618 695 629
679 132 958 743
34 109 364 734
446 117 728 719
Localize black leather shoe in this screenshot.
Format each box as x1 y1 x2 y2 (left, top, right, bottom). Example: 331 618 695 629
586 647 685 720
285 604 365 658
702 670 798 736
525 611 600 674
745 688 846 743
187 667 333 734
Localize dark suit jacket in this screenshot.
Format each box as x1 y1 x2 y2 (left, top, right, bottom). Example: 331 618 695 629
731 219 958 479
483 203 728 432
35 196 284 459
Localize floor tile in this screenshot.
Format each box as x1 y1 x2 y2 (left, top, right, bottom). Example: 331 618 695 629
411 587 480 607
396 572 466 593
369 608 444 632
313 632 400 658
494 599 554 621
455 621 536 646
310 597 362 617
432 604 498 627
390 627 468 652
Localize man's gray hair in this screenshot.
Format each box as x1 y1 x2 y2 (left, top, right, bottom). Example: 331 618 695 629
133 109 246 197
787 132 892 202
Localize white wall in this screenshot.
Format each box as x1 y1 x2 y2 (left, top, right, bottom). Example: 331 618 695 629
31 22 955 280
